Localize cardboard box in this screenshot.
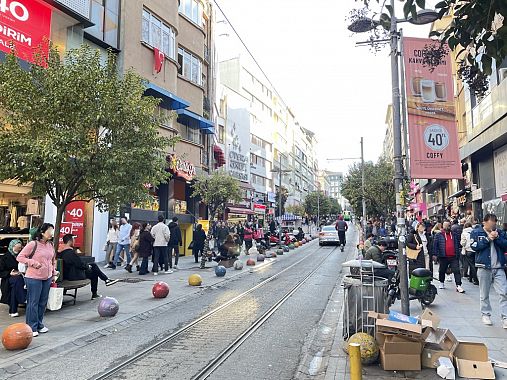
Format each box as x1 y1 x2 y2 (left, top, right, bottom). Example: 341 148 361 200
453 341 495 379
421 346 452 369
424 328 458 352
420 308 440 329
369 312 428 341
388 310 419 324
378 334 423 371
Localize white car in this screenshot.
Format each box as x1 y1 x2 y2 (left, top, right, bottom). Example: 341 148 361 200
319 226 340 246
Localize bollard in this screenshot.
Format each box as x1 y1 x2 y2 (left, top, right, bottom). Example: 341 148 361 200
349 342 362 380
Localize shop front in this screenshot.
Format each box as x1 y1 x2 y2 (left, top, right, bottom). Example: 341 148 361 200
253 203 266 225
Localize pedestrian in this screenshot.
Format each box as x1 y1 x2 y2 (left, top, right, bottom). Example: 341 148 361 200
28 217 43 242
151 214 171 275
104 219 119 268
335 216 348 252
269 218 276 234
461 222 479 285
0 239 26 317
58 234 118 299
16 223 58 337
433 221 465 293
108 217 132 269
125 222 141 273
363 234 374 252
237 221 245 251
192 224 207 264
406 222 426 274
168 217 183 270
243 223 254 254
216 221 230 248
471 214 507 327
138 223 154 275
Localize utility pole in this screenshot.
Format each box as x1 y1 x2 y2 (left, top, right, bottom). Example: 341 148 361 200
278 153 282 246
317 186 320 231
360 137 366 234
390 0 410 315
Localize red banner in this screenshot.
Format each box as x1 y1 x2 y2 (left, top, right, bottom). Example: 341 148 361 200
0 0 52 63
403 37 461 179
63 201 85 248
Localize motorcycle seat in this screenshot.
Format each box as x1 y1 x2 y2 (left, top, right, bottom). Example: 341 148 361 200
411 268 432 278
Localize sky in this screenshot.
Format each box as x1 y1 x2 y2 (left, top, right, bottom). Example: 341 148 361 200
214 0 434 175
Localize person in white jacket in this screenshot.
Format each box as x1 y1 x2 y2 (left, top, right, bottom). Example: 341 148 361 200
151 215 171 275
461 222 479 285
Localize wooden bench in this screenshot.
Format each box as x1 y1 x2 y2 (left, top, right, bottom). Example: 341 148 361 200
55 258 91 305
218 258 238 268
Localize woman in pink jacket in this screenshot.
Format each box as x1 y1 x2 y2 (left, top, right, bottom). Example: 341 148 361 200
17 223 58 337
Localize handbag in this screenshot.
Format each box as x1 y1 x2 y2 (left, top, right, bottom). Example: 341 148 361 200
406 247 420 260
18 241 37 274
46 286 64 311
188 241 194 250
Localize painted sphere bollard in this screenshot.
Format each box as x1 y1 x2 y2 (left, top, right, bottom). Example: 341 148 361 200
257 254 265 262
289 244 295 250
152 281 170 298
233 260 244 270
215 265 226 277
246 258 256 266
188 274 203 286
276 248 284 256
2 323 33 351
98 297 119 317
283 245 290 253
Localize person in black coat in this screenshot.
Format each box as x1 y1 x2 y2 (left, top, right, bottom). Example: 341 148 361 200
0 239 26 317
406 223 427 274
138 223 154 275
58 234 118 299
168 217 183 270
192 224 207 264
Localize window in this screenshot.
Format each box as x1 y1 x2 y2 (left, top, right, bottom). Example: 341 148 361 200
218 125 225 143
178 48 202 86
250 153 270 169
85 0 120 48
179 0 204 26
142 9 176 59
182 125 200 144
251 174 267 187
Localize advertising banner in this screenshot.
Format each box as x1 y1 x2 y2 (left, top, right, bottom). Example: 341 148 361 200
0 0 52 63
63 201 85 247
403 37 461 179
226 109 250 183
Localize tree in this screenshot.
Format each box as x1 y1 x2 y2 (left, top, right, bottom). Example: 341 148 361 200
191 171 242 268
351 1 507 94
285 204 305 216
341 158 396 218
329 197 343 216
274 186 289 217
0 45 174 247
304 191 331 217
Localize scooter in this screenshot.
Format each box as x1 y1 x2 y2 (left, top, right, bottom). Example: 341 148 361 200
382 251 437 309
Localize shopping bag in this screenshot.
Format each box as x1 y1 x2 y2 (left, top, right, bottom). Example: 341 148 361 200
47 287 64 311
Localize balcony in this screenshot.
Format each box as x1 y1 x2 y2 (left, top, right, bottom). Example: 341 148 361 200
45 0 92 26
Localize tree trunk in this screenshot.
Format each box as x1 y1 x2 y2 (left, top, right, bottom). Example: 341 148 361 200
53 204 66 253
200 209 215 269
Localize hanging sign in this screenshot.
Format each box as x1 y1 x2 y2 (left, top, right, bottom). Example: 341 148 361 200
167 154 196 181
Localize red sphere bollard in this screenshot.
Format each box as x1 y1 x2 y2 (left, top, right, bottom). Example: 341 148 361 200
152 281 170 298
2 323 33 350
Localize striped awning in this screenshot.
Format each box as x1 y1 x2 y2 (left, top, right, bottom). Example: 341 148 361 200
277 213 302 221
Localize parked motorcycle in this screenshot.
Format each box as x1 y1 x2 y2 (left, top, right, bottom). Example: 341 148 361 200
382 250 437 309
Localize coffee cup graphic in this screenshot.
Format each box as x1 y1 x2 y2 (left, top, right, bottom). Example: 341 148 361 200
435 82 447 102
420 79 436 103
411 76 423 97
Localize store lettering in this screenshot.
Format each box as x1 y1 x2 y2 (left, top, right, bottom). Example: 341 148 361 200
427 152 443 159
167 154 196 181
228 151 248 180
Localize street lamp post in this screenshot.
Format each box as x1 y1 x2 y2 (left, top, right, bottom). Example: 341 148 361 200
348 4 439 316
272 153 291 248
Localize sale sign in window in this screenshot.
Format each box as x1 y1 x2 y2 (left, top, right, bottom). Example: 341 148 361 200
0 0 52 63
61 201 86 248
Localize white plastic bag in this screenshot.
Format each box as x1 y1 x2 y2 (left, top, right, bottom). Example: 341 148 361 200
47 287 64 311
437 357 455 379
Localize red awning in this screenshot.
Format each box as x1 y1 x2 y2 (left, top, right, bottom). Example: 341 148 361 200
227 207 254 215
213 145 226 168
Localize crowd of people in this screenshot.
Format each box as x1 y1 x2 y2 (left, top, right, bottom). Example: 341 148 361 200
362 212 507 328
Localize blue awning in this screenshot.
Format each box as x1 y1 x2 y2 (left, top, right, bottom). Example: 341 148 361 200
144 82 190 110
177 109 215 134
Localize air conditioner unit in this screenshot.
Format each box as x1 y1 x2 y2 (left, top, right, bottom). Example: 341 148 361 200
500 68 507 83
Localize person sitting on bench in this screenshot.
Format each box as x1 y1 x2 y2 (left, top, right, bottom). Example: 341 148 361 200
214 235 238 262
58 234 119 299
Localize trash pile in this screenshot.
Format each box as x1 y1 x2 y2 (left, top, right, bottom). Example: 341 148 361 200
365 309 496 379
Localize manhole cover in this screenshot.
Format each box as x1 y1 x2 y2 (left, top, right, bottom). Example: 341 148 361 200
116 278 152 283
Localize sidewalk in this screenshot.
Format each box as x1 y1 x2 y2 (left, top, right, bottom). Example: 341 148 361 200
326 271 507 379
0 243 313 377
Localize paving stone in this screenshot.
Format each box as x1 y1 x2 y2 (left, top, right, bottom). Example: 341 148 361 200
2 364 20 374
18 358 37 370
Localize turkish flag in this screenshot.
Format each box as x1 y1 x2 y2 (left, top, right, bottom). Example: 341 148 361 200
154 48 165 73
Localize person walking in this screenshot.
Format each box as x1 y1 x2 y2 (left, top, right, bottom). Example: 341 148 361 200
168 217 183 270
471 214 507 327
16 223 58 337
433 221 465 293
151 214 171 275
58 234 118 299
104 219 119 268
243 223 254 254
108 217 132 269
138 223 154 275
0 239 26 317
430 222 442 275
192 224 207 263
461 222 479 285
125 222 141 273
216 221 230 249
406 222 427 274
335 216 348 252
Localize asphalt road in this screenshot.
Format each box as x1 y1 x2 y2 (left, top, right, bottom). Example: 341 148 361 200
15 226 357 380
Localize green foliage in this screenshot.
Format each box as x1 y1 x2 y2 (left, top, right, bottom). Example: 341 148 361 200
341 158 395 218
304 191 331 217
329 197 343 215
354 0 507 93
191 171 242 221
0 44 175 246
285 204 305 216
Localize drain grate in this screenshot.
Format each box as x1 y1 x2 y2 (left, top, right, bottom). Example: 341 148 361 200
116 278 152 283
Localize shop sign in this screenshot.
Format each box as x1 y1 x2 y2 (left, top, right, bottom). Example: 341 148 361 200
267 192 276 203
253 203 266 214
457 194 467 207
174 200 187 214
494 144 507 197
226 110 250 183
403 38 461 179
0 0 52 64
167 154 196 181
472 188 482 201
61 201 85 247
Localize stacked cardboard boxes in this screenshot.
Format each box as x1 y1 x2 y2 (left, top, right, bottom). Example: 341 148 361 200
368 309 496 379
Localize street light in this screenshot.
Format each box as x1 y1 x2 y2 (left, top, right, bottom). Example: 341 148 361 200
348 4 438 316
271 153 292 248
327 137 366 234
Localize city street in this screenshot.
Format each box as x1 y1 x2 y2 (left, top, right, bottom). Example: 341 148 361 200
0 228 357 380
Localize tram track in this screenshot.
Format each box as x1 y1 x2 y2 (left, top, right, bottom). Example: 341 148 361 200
92 243 340 380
